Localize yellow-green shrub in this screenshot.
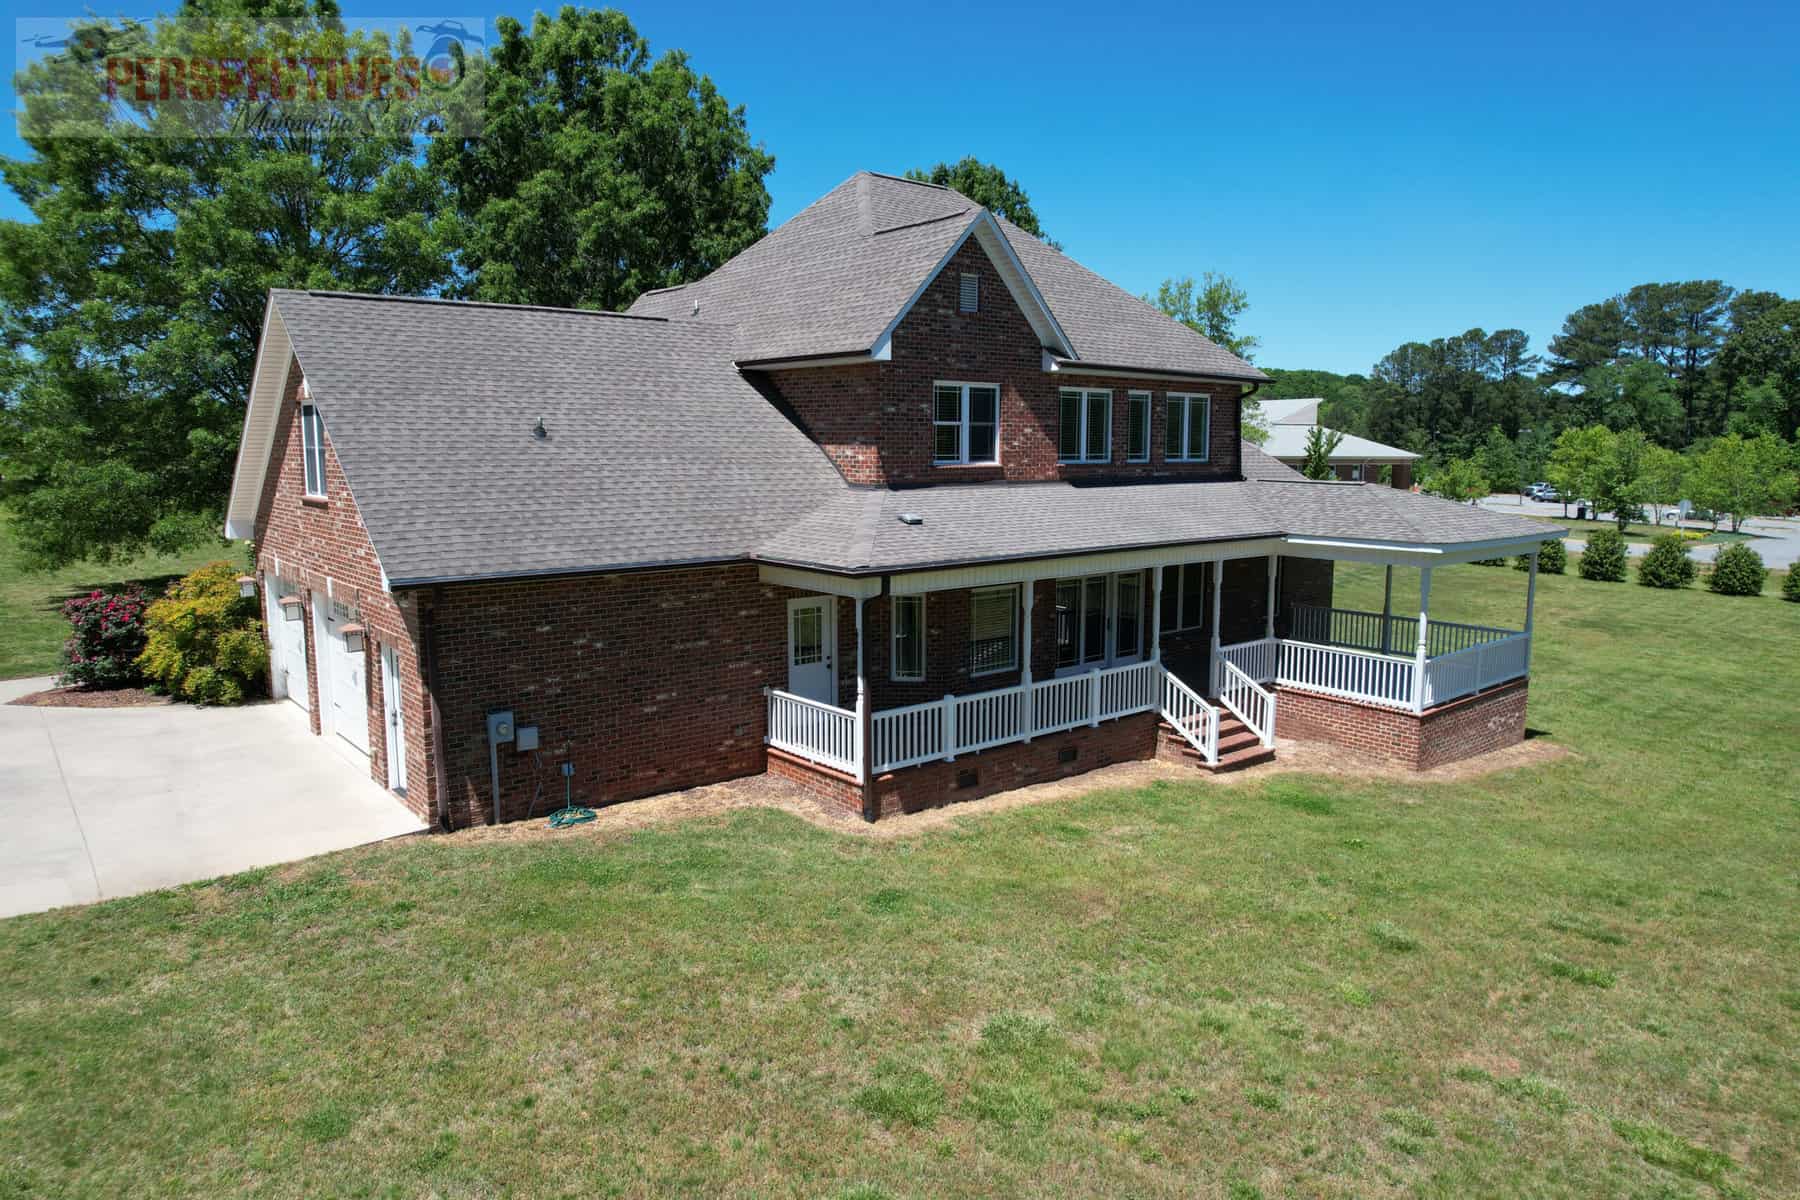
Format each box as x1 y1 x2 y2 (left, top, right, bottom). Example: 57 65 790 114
138 561 267 704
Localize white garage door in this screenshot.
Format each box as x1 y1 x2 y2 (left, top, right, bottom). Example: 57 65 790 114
312 596 370 754
266 577 308 711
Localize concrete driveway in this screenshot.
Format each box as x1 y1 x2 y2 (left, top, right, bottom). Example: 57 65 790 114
1 676 426 920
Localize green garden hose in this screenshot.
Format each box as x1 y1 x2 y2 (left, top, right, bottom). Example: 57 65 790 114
547 766 596 828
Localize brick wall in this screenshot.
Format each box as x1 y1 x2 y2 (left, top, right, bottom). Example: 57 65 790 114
424 563 795 827
766 237 1243 486
1274 679 1527 769
253 361 434 822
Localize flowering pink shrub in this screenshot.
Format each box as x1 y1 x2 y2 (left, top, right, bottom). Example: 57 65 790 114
59 589 149 689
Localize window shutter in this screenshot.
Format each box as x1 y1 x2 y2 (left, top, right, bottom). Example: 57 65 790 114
959 273 979 313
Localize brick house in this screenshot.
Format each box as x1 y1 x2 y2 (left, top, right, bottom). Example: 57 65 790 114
1258 398 1419 489
224 171 1558 828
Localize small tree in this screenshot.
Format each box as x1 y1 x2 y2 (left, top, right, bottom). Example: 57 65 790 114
1546 425 1613 519
1476 426 1520 496
1515 538 1567 574
1423 457 1488 503
58 589 149 689
1640 445 1688 525
1300 425 1345 479
1687 433 1799 533
1707 543 1767 596
1593 429 1651 531
1579 527 1629 582
138 562 268 705
1637 534 1696 588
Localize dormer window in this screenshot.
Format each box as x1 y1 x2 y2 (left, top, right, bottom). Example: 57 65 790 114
958 272 979 313
300 403 327 497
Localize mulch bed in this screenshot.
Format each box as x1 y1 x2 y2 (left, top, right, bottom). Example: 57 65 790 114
7 686 172 709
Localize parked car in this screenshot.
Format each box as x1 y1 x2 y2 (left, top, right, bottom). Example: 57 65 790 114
1528 483 1560 502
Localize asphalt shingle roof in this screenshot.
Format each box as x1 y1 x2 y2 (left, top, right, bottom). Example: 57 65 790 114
271 290 845 585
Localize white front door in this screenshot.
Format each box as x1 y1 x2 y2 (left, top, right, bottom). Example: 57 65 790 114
381 644 408 793
786 596 836 705
313 595 370 754
268 577 308 710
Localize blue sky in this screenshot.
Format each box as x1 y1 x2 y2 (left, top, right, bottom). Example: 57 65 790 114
7 0 1798 374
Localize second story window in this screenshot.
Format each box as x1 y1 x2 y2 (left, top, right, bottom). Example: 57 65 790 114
933 382 1000 465
1166 393 1211 463
1127 391 1151 462
1058 388 1111 463
300 402 327 497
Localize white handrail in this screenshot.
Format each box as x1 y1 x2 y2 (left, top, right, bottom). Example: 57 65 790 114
766 688 858 775
1420 631 1530 708
867 661 1162 774
1217 658 1275 747
1274 639 1417 710
1158 668 1219 764
1290 603 1519 658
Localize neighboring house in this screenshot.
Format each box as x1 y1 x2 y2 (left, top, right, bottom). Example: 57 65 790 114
1259 398 1418 489
224 171 1558 828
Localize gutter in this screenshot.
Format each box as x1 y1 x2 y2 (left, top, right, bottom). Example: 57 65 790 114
420 587 454 832
1236 380 1263 481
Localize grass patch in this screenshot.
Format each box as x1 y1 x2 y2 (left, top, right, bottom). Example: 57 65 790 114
0 509 235 679
1 562 1797 1195
1539 955 1617 989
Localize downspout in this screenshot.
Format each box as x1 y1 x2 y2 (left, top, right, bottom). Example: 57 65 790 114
860 577 889 824
1236 381 1262 480
421 586 454 832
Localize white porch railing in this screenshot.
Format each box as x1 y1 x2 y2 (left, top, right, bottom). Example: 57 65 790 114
1420 631 1531 708
1160 668 1220 762
766 688 859 775
1276 639 1418 710
1217 658 1275 747
1290 603 1517 659
870 660 1162 774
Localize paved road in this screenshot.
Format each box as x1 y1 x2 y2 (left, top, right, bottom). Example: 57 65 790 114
1 676 425 920
1478 495 1800 567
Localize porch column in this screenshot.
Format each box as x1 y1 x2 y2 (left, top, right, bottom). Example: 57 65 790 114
1380 565 1394 654
1264 554 1278 641
1411 567 1433 713
1150 565 1164 665
1020 580 1035 740
1209 560 1223 695
854 597 870 789
1524 549 1539 670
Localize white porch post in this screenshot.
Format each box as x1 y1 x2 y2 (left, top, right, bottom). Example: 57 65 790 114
1209 560 1224 695
1524 549 1539 670
1380 565 1394 655
1150 566 1164 665
1411 566 1433 713
1021 579 1035 740
854 597 868 783
1264 554 1278 641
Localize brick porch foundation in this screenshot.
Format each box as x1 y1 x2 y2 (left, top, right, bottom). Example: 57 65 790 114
769 713 1160 820
1274 678 1528 770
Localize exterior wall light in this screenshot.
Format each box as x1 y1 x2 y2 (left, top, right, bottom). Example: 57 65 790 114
340 623 366 654
279 594 304 620
237 574 258 598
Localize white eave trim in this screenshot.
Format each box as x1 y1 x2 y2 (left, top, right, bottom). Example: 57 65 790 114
223 295 292 541
1280 531 1563 567
1043 351 1265 387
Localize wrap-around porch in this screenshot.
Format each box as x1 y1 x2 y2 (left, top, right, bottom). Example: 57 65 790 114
760 542 1545 818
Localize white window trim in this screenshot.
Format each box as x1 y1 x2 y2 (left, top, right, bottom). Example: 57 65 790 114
1058 388 1112 464
1054 571 1145 676
968 584 1019 677
1163 562 1208 632
891 594 925 682
933 380 1002 466
1126 391 1152 462
300 403 327 498
1167 392 1211 463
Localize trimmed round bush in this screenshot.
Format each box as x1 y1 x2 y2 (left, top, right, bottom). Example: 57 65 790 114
1578 527 1628 582
1514 538 1567 574
1707 542 1767 596
137 561 267 704
1472 557 1508 567
1783 567 1800 603
1637 534 1697 589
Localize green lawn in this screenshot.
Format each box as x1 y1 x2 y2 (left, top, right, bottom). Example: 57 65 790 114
0 510 237 680
3 564 1798 1198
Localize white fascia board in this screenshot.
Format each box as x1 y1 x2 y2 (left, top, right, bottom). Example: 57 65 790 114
223 296 291 541
1042 351 1261 388
757 563 883 599
885 537 1290 595
970 212 1075 358
1280 531 1561 567
738 351 881 370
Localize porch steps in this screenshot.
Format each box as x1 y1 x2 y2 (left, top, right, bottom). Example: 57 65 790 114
1159 712 1276 773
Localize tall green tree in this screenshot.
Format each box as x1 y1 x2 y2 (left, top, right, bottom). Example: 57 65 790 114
0 0 452 565
1150 273 1260 361
1299 425 1344 479
1718 298 1800 439
1366 328 1543 460
1476 426 1521 495
430 6 774 311
905 158 1054 245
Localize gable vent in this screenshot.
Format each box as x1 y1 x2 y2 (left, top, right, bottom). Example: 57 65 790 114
958 272 979 314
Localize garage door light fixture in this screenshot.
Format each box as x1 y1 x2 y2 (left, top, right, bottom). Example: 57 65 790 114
279 594 304 620
340 623 367 653
237 574 258 598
